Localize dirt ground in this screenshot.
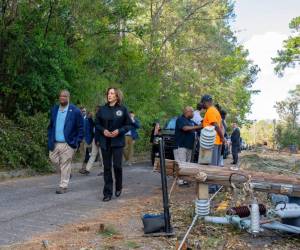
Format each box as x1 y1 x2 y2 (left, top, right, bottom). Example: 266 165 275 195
3 150 300 250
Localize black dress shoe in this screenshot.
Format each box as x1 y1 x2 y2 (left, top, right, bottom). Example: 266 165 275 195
56 187 68 194
79 169 90 175
102 196 112 202
115 190 122 197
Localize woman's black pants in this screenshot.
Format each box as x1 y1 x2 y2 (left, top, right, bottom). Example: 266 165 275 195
101 147 123 197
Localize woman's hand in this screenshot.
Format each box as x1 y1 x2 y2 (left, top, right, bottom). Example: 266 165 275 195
104 129 112 137
111 129 119 138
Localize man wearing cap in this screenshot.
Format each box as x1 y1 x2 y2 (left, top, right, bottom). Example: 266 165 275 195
200 95 225 166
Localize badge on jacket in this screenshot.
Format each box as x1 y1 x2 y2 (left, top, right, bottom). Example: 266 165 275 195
116 110 123 117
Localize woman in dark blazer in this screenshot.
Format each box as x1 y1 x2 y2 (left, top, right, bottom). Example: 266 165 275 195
95 87 132 202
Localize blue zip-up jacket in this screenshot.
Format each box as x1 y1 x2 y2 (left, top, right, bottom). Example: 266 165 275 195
84 116 94 145
47 103 84 151
128 118 141 140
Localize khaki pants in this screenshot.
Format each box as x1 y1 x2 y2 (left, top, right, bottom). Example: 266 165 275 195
49 143 75 188
124 136 135 163
173 148 192 162
80 140 91 164
86 139 104 171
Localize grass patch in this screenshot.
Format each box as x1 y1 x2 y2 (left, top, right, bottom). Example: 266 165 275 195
125 241 140 249
98 225 119 238
240 153 300 174
201 236 224 249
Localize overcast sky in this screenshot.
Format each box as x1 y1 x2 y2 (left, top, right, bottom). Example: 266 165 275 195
232 0 300 120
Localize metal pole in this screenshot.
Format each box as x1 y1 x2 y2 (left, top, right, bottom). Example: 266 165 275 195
158 137 172 233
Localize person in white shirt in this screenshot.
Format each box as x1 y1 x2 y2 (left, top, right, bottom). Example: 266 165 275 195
192 103 203 125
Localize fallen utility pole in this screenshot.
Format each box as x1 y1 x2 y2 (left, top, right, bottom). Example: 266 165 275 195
154 160 300 197
153 159 300 249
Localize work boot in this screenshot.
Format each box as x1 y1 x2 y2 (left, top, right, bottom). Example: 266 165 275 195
56 187 68 194
79 169 90 175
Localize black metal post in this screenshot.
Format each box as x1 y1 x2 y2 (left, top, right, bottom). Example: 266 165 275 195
158 137 172 233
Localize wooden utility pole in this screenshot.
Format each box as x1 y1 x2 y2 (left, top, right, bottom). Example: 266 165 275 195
154 160 300 197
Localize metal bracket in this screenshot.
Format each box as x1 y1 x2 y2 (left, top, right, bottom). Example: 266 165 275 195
250 182 271 190
280 184 293 195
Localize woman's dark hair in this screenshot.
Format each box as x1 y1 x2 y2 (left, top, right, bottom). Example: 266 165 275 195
196 103 203 111
220 110 227 119
215 103 222 112
152 120 160 127
106 87 123 105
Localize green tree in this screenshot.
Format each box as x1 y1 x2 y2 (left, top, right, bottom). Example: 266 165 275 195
241 120 275 147
273 16 300 76
0 0 259 170
274 85 300 149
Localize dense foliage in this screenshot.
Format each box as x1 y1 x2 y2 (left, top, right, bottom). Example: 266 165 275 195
0 113 51 172
241 120 276 148
274 85 300 149
0 0 258 171
273 16 300 76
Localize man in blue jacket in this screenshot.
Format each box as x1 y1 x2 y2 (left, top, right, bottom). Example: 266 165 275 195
48 90 84 194
124 111 140 166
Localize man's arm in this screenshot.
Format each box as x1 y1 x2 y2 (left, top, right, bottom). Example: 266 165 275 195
231 129 239 144
118 108 133 136
132 118 141 129
237 128 240 138
236 129 241 145
177 116 201 132
47 108 53 137
182 125 201 132
212 122 225 143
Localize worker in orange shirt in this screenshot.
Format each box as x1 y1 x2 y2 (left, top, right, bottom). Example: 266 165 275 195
200 95 225 166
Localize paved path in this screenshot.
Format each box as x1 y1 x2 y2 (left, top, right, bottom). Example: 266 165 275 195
0 163 160 246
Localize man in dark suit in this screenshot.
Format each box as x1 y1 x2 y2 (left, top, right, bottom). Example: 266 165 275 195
230 123 240 165
79 108 94 172
48 90 84 194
